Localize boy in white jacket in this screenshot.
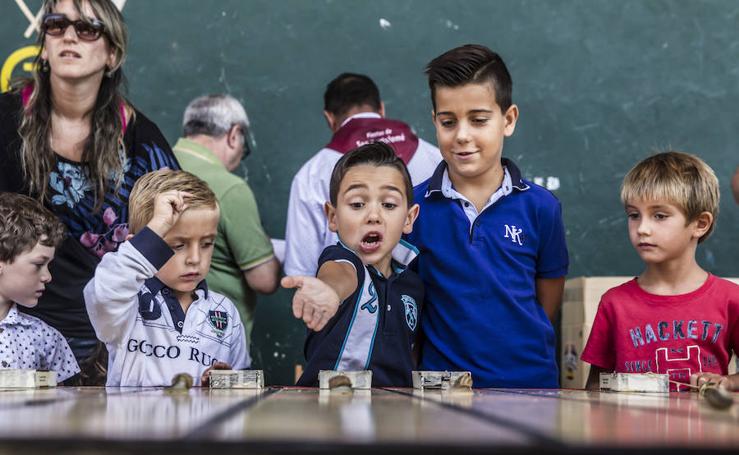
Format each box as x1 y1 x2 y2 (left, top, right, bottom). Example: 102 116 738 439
84 170 249 387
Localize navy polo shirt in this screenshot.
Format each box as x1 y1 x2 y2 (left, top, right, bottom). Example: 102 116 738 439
297 244 424 387
406 158 568 388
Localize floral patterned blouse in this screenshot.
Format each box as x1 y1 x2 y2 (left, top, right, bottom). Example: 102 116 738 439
0 91 180 341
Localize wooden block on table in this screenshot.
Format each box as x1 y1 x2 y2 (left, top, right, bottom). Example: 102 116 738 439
0 369 57 388
599 372 668 392
209 370 264 389
412 371 473 391
318 370 372 390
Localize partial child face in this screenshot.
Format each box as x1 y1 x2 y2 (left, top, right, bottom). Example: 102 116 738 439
0 241 55 308
625 198 711 265
433 82 518 183
326 165 419 276
41 0 115 82
156 207 219 302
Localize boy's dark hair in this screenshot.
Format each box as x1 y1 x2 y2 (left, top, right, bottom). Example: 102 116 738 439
324 73 382 119
0 192 65 263
329 142 414 207
425 44 513 113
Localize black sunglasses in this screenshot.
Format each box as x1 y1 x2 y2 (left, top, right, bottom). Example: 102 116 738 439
41 13 106 41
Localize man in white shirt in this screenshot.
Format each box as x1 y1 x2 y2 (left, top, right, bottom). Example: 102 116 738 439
284 73 441 277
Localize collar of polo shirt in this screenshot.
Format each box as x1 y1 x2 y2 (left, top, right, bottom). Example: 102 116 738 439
143 276 209 300
425 158 530 199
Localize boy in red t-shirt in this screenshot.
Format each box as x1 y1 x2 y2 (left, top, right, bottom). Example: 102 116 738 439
582 151 739 391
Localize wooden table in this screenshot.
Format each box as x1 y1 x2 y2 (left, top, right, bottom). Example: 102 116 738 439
0 387 737 454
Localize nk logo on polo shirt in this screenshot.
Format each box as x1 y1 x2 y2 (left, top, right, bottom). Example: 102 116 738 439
504 224 524 246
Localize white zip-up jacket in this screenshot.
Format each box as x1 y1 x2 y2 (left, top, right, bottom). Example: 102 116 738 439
84 228 250 387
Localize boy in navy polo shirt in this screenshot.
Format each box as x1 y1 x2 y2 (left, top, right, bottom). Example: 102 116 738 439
282 142 422 387
406 44 569 388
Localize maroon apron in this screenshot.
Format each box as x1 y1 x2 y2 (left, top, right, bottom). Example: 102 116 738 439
326 117 419 164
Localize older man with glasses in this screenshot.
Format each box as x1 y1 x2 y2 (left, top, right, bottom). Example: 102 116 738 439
173 94 280 343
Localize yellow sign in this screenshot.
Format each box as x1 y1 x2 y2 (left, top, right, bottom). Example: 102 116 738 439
1 45 40 93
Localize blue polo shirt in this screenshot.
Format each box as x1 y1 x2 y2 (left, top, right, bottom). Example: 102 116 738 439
406 158 568 388
297 243 424 387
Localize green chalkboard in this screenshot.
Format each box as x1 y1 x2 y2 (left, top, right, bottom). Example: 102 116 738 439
2 0 738 384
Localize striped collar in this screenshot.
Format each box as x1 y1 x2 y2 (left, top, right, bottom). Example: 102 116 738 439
143 276 209 300
336 239 419 277
425 157 530 199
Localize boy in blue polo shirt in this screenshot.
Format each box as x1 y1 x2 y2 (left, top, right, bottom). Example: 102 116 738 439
282 142 422 387
406 44 569 388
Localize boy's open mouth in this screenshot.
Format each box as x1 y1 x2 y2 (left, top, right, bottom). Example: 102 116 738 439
359 232 383 253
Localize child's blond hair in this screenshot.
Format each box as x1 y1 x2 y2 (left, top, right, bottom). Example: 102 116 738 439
128 170 218 234
621 151 719 242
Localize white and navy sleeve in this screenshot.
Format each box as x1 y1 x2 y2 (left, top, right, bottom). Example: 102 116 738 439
83 227 173 343
317 245 365 301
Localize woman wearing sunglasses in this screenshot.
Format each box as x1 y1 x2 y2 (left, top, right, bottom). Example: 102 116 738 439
0 0 179 385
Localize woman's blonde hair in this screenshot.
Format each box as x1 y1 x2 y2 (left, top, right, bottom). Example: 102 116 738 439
128 170 219 234
17 0 130 212
621 150 720 242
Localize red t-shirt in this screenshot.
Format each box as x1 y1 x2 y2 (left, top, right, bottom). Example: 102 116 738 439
581 274 739 390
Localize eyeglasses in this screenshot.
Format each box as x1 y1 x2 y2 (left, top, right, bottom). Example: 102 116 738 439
235 123 253 158
41 13 106 41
